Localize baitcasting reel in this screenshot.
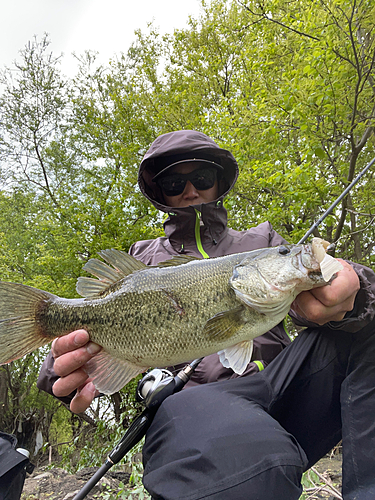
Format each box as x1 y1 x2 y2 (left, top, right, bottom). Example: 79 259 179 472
136 368 176 408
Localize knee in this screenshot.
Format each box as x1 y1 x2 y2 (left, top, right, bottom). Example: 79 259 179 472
143 392 307 500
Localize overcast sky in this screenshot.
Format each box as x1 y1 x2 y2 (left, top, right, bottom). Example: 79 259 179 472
1 0 202 76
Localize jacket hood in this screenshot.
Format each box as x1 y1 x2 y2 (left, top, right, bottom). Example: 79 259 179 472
138 130 239 211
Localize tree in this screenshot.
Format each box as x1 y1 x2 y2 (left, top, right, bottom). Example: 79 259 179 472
124 0 375 264
233 0 375 262
0 35 67 199
0 38 154 461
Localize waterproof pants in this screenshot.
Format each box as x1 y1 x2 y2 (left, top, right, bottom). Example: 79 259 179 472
142 321 375 500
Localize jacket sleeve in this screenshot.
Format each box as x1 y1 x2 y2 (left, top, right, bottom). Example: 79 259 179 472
290 261 375 333
36 350 76 404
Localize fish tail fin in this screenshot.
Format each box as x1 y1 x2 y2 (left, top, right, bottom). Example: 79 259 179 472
0 281 56 364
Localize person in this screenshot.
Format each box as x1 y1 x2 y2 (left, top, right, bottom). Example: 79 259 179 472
37 130 375 499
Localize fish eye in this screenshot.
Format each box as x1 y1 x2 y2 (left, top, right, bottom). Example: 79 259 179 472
278 245 290 255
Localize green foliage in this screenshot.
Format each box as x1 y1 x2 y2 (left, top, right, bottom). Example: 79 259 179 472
59 417 150 498
101 441 150 500
0 345 64 456
299 466 342 499
150 0 375 263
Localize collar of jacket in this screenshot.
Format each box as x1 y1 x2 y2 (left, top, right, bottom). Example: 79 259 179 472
163 197 228 256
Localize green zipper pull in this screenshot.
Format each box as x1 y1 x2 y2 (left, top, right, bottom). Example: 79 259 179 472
195 210 210 259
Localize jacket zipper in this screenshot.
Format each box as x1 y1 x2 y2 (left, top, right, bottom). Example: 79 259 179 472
194 209 210 259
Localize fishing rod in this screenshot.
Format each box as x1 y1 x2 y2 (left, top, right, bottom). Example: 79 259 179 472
74 155 374 499
298 156 375 244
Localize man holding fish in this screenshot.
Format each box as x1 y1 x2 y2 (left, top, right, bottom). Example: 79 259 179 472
37 131 375 499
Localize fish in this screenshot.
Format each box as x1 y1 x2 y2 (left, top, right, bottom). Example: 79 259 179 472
0 238 342 395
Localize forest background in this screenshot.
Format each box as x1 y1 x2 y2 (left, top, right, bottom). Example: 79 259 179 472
0 0 374 494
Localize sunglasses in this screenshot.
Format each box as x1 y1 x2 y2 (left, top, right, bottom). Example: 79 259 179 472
156 167 218 197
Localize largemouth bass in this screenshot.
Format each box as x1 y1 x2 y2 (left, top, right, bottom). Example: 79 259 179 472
0 238 342 394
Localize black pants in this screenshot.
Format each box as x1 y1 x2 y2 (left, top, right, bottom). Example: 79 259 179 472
142 321 375 500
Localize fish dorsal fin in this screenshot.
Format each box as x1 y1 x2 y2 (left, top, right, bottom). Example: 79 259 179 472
76 277 111 298
217 340 254 375
98 249 147 275
154 255 201 267
76 249 146 298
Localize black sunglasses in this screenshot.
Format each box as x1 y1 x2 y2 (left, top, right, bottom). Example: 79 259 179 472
156 167 218 197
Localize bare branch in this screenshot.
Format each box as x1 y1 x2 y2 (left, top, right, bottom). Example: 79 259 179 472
238 0 320 41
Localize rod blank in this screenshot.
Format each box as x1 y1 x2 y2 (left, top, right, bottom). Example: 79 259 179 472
298 156 375 244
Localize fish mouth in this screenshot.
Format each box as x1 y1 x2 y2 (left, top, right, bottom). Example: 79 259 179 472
303 238 343 282
300 244 321 273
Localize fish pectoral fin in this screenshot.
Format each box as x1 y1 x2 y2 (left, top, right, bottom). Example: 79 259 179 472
217 340 254 375
77 250 147 298
85 351 146 395
203 306 246 342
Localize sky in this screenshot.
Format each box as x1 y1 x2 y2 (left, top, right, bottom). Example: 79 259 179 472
1 0 202 76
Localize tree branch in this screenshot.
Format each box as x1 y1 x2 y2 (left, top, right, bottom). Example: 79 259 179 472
238 1 320 41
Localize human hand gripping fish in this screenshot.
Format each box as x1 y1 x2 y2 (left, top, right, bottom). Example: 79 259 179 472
0 239 359 413
52 330 102 414
291 259 359 324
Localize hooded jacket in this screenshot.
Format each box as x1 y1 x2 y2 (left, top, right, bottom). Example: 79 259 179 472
133 130 285 263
